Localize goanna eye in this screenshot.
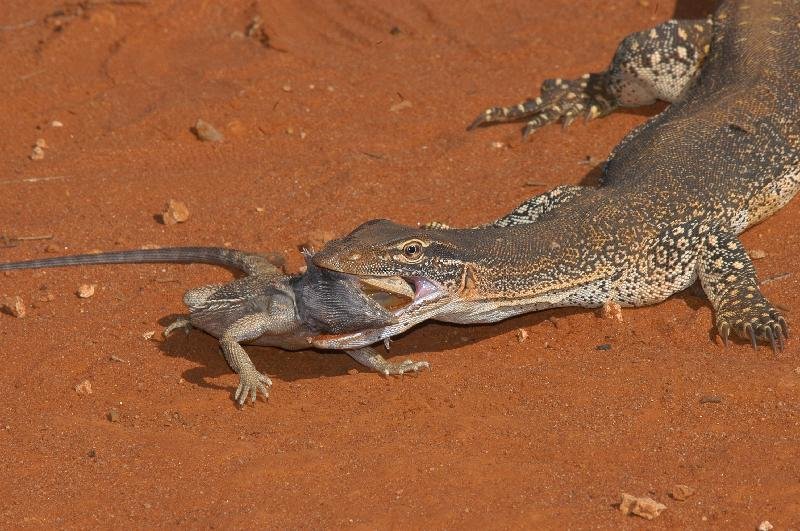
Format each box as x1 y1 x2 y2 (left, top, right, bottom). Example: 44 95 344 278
402 241 424 261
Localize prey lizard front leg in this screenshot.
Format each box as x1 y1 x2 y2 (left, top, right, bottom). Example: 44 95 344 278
698 229 788 352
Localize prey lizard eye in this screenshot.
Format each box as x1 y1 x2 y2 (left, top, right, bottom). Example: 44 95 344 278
400 240 424 262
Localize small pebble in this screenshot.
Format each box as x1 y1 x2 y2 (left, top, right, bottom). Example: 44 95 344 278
87 449 97 458
35 138 47 148
600 300 624 321
29 145 45 161
77 284 96 298
389 26 401 35
749 249 767 260
301 229 336 252
699 395 722 404
491 141 505 149
390 100 413 112
1 296 26 318
347 368 359 375
51 120 64 128
282 84 292 92
596 343 612 351
44 243 60 253
107 409 120 423
38 292 55 303
619 493 666 520
75 380 93 396
757 521 773 531
669 484 695 501
161 199 190 225
142 330 156 340
516 328 529 343
193 119 224 142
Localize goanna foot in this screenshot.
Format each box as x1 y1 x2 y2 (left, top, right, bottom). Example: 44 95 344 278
347 347 430 376
234 367 273 406
468 73 616 139
716 294 788 354
163 317 192 337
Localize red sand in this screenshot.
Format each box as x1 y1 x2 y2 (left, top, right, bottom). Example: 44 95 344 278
1 0 798 527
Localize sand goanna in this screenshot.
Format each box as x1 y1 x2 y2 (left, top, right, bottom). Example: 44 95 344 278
0 247 426 405
309 0 797 353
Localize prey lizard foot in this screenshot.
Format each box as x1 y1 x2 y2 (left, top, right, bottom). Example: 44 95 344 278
347 347 430 376
234 367 273 405
163 316 193 337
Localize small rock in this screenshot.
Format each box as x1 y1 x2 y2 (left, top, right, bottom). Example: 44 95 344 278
44 243 60 253
669 484 695 501
38 292 55 303
142 330 156 340
390 100 413 112
619 493 666 520
51 120 64 128
300 229 336 251
757 521 773 531
491 141 505 149
389 26 401 35
699 395 722 404
516 328 529 343
749 249 767 260
107 409 120 423
75 379 93 395
600 300 624 321
35 138 47 149
347 368 359 375
595 343 612 351
1 296 26 318
282 84 292 92
29 145 45 161
87 449 97 458
161 199 190 225
77 283 96 298
192 119 224 142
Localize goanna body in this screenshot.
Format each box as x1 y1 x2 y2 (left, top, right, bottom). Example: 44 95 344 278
313 0 799 348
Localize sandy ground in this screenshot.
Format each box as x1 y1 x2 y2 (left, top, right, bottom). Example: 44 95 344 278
1 0 798 528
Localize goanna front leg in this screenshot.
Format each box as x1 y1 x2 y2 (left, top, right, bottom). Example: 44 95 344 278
698 230 788 352
468 18 712 138
347 347 430 375
221 310 295 406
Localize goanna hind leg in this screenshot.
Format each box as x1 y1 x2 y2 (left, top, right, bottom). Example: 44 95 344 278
468 18 712 138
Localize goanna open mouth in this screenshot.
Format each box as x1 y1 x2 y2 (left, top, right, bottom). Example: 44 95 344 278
358 275 443 316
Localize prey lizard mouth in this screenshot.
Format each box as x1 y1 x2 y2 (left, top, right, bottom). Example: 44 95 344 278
310 274 447 349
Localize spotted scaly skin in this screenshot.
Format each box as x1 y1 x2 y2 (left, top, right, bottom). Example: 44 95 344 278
313 0 798 353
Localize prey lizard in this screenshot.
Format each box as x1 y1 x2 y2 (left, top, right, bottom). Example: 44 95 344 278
311 0 798 353
0 247 426 405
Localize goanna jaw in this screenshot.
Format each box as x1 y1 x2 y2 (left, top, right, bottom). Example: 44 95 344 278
309 272 458 350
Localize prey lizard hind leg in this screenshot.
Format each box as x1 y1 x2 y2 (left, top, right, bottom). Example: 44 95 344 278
698 230 788 353
468 18 712 138
346 347 430 376
164 284 226 337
